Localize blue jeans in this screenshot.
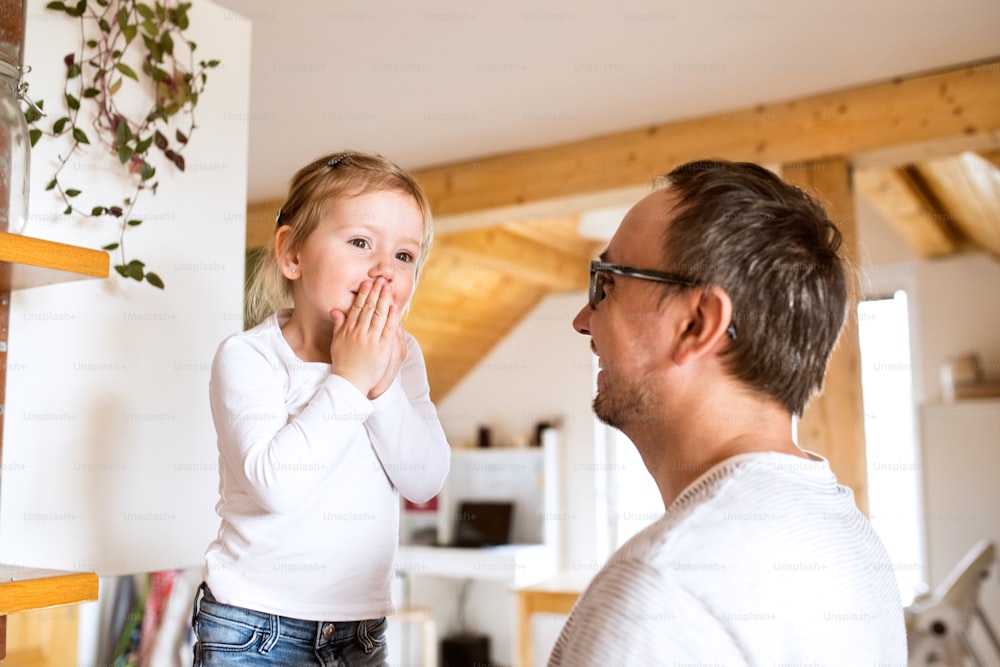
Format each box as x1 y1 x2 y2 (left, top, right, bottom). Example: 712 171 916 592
191 584 388 667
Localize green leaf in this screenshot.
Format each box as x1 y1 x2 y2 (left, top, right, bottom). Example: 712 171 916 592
63 205 72 215
172 3 190 30
98 18 111 33
53 117 69 133
46 179 57 191
123 24 138 44
45 1 67 10
142 34 161 61
29 128 41 147
145 272 164 289
160 31 174 56
67 63 81 79
65 189 82 197
117 119 133 145
72 127 90 144
65 93 80 110
115 63 138 81
116 7 129 31
127 219 142 226
64 0 84 17
206 59 221 68
125 260 145 281
23 104 43 124
151 67 168 82
136 3 155 19
109 78 123 96
91 206 105 215
140 161 156 181
135 135 154 153
141 19 157 36
86 39 98 48
102 243 120 251
114 264 128 278
83 87 100 98
118 143 133 164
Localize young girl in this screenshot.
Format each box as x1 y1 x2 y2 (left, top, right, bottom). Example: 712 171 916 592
193 151 451 666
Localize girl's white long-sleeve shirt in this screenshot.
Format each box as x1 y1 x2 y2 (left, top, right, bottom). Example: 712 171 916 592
202 311 450 621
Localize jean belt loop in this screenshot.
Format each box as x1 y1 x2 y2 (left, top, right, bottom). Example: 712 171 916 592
257 613 280 654
191 582 207 627
357 619 375 653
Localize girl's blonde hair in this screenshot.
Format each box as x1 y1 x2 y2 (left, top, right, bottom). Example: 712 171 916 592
245 151 434 327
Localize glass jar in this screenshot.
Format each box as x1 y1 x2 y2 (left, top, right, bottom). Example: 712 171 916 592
0 55 28 234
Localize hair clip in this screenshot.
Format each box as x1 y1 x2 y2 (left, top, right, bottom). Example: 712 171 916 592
327 152 352 168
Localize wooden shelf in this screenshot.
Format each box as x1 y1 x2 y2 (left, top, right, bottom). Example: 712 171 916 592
0 231 110 290
0 233 107 659
0 564 98 615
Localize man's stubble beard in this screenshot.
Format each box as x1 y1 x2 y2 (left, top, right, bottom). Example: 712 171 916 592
593 368 662 430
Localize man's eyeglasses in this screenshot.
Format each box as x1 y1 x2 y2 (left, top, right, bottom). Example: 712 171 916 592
589 261 737 340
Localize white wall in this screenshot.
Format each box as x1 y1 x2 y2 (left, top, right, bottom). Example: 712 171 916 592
436 292 608 570
1 0 251 581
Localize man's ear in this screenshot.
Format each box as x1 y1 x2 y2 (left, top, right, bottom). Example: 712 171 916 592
672 286 734 366
274 226 299 280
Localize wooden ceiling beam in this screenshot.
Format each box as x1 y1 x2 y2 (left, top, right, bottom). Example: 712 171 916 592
854 167 959 258
433 228 590 291
407 281 549 398
918 152 1000 259
977 148 1000 171
415 59 1000 228
245 59 1000 246
785 157 868 514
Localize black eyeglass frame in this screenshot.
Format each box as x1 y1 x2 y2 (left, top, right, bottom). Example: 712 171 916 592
589 260 737 341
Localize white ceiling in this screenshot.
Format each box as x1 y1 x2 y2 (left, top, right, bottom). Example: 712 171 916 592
210 0 1000 203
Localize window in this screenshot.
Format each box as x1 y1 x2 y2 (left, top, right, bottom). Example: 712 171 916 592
605 424 663 549
858 290 925 604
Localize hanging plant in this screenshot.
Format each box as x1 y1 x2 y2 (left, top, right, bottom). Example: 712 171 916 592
23 0 220 289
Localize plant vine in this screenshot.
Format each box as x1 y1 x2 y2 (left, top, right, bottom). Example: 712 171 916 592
23 0 220 288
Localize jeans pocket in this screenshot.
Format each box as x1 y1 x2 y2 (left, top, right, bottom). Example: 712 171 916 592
195 612 262 653
356 616 388 655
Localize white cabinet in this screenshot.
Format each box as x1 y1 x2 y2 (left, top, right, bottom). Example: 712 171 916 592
920 399 1000 654
392 431 561 665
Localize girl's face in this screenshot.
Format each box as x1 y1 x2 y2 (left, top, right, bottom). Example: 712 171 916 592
282 190 424 325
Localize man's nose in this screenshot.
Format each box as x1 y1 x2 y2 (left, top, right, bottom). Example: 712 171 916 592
572 303 591 335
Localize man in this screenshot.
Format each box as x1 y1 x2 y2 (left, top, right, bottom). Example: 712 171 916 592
550 159 906 664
